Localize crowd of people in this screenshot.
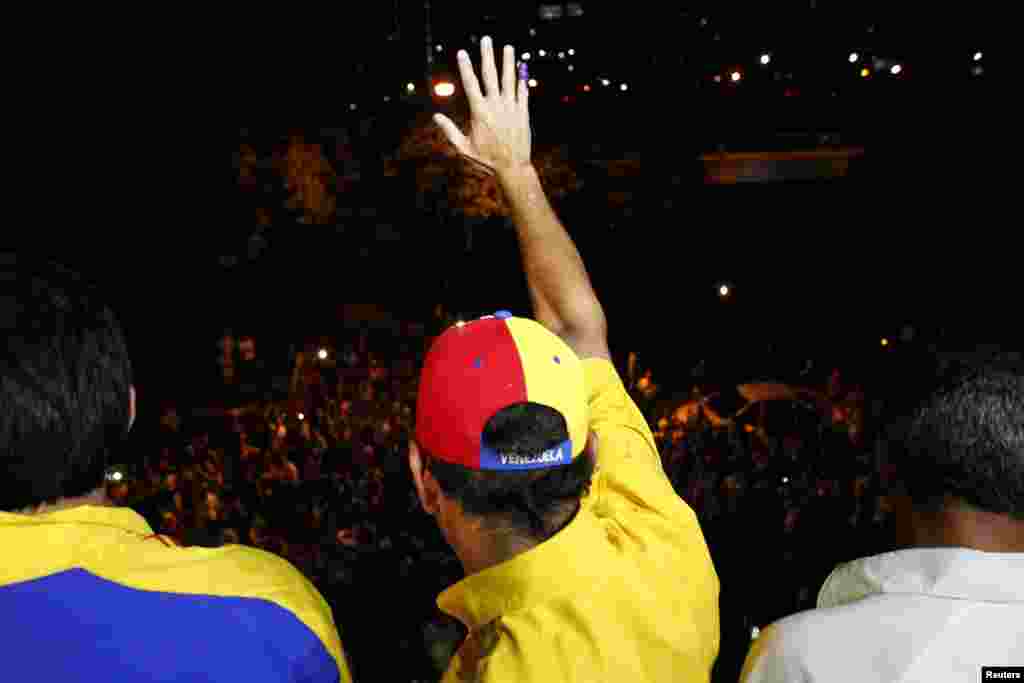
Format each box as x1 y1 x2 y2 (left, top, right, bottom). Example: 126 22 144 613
108 321 900 682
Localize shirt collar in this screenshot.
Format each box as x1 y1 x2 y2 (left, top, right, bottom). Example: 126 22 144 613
818 546 1024 609
437 506 609 632
0 505 153 536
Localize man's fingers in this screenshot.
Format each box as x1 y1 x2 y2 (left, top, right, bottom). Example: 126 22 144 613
501 45 516 101
457 50 485 113
433 114 472 156
480 36 500 97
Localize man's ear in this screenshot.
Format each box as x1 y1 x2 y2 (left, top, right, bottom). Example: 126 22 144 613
408 440 440 516
585 430 599 467
128 385 137 433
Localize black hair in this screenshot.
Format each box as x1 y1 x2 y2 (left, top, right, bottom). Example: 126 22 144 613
423 402 594 541
895 355 1024 520
1 253 133 511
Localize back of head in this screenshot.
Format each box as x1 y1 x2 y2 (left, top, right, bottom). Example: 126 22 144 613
424 401 594 541
0 253 133 511
414 312 596 543
897 353 1024 520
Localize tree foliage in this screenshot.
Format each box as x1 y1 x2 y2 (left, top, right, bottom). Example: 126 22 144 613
391 114 582 218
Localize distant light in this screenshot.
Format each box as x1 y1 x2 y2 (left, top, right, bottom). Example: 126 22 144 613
318 348 328 360
538 49 547 56
436 44 443 52
601 78 610 86
719 284 730 296
881 338 889 347
558 51 565 59
298 413 305 421
568 64 574 71
782 477 789 484
521 52 531 60
529 28 536 36
620 83 628 91
528 78 538 87
751 626 761 640
849 52 859 63
973 51 983 61
434 81 456 97
455 320 466 328
860 68 870 78
890 64 902 75
383 96 391 102
713 75 722 83
760 53 771 65
349 103 357 111
112 471 123 482
406 82 416 93
583 84 591 92
730 71 742 82
972 65 984 76
568 49 575 56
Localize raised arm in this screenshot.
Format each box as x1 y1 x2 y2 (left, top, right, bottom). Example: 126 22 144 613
433 37 610 361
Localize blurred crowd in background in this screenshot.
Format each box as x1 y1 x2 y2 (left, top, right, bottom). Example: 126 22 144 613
108 316 900 682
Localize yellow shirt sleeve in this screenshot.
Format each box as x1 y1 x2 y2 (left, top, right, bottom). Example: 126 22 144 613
582 358 690 520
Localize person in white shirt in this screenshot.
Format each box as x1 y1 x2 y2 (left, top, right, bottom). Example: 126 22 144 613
741 355 1024 682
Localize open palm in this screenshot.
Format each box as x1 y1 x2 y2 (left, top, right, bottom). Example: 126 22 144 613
433 37 532 176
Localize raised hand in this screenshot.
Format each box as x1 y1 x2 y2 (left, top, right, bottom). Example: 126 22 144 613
433 36 532 176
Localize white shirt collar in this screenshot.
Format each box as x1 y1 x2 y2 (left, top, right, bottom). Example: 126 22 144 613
818 546 1024 609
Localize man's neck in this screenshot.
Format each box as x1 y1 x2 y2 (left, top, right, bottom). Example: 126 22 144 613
459 500 581 575
914 502 1024 553
14 488 111 515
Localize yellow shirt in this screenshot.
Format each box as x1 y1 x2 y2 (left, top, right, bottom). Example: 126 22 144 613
438 358 720 682
0 505 351 682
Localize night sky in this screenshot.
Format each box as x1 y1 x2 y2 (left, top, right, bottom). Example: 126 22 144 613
19 1 998 413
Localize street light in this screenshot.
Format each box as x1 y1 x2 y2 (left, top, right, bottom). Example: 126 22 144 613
406 82 416 93
890 64 902 75
620 83 628 91
849 52 859 63
730 71 742 82
528 78 538 88
434 81 456 97
974 51 983 61
318 348 328 360
719 284 730 297
760 53 771 65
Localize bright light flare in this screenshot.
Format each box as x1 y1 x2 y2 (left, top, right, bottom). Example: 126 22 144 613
434 81 456 97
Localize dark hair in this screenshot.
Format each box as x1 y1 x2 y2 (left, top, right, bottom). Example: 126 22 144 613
423 402 594 541
896 356 1024 520
1 253 133 511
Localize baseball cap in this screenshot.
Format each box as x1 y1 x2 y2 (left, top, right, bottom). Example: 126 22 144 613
415 311 588 471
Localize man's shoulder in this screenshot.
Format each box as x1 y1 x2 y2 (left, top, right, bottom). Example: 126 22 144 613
131 543 346 676
742 595 904 683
